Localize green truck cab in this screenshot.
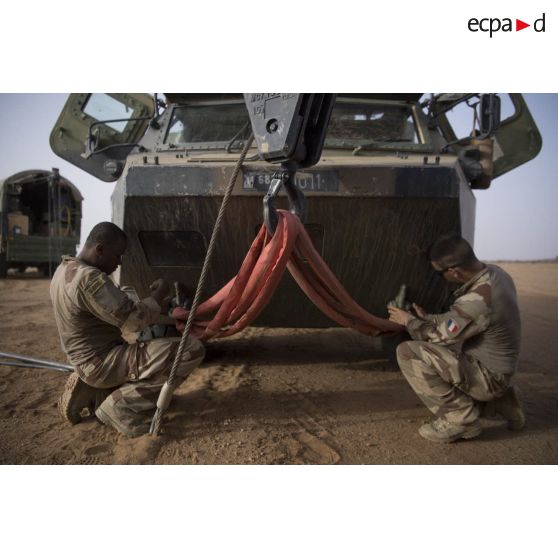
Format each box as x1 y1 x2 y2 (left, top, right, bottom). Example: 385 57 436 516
49 94 541 325
0 168 82 277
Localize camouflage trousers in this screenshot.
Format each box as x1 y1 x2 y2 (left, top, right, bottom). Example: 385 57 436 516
76 336 205 431
396 340 509 425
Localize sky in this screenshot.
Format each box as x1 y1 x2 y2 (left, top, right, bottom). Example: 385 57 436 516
0 93 556 261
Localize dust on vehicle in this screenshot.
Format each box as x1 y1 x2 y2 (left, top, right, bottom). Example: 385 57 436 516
49 93 541 324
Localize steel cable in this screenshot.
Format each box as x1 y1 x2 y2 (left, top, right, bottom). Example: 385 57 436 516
149 134 254 435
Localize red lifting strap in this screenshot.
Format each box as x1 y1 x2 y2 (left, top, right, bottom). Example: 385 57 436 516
172 210 403 340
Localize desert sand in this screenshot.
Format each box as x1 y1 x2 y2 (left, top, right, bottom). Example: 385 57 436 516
1 262 557 464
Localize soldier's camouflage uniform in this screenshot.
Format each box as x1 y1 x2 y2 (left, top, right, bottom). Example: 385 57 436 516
50 256 205 431
397 264 521 425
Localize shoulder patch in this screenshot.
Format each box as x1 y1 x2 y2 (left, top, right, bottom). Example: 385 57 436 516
447 319 460 334
84 274 106 297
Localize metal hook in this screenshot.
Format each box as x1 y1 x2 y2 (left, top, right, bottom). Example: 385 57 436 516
263 166 307 234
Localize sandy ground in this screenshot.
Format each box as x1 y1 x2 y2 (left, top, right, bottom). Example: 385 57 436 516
0 262 557 464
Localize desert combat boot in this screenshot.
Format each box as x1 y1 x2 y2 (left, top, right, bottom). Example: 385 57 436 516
418 417 482 443
483 385 526 431
58 372 111 424
95 400 151 438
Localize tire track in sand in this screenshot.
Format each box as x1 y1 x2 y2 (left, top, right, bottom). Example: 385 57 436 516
277 378 341 464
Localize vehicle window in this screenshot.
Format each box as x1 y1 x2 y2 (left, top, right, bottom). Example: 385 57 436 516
435 94 518 140
499 94 517 122
326 103 419 144
166 104 251 144
82 94 134 133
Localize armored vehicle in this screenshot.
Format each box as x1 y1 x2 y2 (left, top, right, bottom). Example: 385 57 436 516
49 94 541 326
0 168 82 277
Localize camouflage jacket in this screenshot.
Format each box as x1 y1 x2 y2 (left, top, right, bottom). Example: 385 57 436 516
406 264 521 376
50 256 161 365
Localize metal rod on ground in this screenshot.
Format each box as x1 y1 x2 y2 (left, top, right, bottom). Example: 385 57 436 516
0 351 74 371
0 360 73 373
149 133 255 436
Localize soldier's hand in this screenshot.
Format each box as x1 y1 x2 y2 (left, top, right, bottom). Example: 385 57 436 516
412 303 427 319
149 278 170 304
387 305 413 326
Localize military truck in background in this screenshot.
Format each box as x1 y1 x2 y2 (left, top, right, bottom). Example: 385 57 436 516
0 168 82 278
49 93 541 326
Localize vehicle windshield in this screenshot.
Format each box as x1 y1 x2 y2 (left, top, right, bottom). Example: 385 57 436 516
164 100 420 147
165 104 250 145
325 102 419 145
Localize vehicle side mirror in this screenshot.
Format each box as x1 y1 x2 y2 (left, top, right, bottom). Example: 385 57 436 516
479 94 501 136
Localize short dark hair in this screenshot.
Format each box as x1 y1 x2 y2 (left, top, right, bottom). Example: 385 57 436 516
85 222 127 247
428 235 477 268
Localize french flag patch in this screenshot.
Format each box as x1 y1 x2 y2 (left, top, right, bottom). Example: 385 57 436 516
447 319 459 334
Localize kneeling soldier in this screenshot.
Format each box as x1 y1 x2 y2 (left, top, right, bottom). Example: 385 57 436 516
388 235 525 443
50 222 205 437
